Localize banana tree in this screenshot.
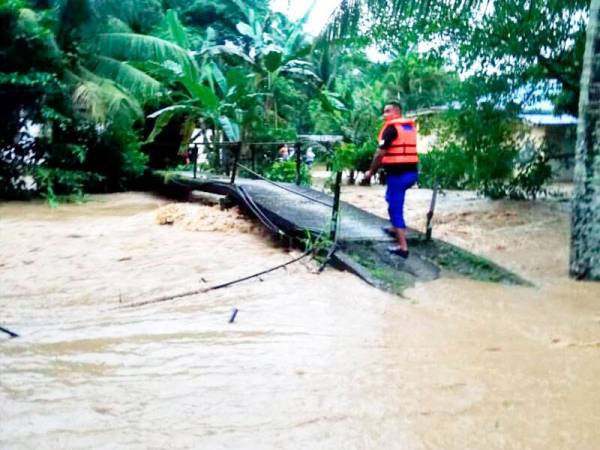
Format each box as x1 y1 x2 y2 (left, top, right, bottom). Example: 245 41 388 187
145 9 249 154
205 3 322 129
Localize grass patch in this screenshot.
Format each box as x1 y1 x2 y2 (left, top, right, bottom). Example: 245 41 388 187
408 238 528 285
344 243 416 295
341 237 528 297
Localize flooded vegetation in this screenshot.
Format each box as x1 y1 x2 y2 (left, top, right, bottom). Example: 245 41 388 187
2 191 599 449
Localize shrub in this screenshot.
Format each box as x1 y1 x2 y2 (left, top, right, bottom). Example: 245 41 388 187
418 105 552 200
33 167 104 206
483 145 553 200
264 159 311 185
418 144 471 190
326 141 374 173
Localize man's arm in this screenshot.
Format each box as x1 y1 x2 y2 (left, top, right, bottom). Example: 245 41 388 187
364 125 397 180
364 148 386 179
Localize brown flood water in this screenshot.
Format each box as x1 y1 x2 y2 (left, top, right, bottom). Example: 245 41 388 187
1 190 600 449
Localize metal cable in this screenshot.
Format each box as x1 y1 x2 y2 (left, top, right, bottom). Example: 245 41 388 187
117 248 315 309
165 174 293 238
235 185 285 236
114 173 338 310
164 174 282 236
236 163 333 208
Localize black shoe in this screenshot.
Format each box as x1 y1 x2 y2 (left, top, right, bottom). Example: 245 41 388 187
387 245 409 259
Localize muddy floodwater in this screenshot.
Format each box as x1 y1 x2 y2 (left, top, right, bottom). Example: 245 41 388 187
1 188 600 449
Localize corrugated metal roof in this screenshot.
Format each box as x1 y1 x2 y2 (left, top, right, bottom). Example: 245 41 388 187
298 134 343 143
519 113 578 126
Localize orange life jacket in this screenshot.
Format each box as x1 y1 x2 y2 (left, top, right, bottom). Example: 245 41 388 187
378 117 418 165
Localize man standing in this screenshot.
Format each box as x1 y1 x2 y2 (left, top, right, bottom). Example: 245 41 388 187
364 102 419 258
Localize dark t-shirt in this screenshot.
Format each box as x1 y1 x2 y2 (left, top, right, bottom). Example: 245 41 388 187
379 124 418 175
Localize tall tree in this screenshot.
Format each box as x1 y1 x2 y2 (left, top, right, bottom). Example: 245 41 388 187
571 0 600 281
327 0 588 115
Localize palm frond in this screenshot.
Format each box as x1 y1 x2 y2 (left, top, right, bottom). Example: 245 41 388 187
204 42 256 66
280 66 322 84
72 80 107 122
103 82 143 122
95 32 196 70
105 16 133 33
183 81 220 112
230 0 251 22
145 105 201 144
208 62 228 96
219 116 240 141
283 1 316 54
72 75 143 124
88 55 163 102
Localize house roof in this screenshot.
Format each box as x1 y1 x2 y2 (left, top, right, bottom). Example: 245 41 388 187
519 113 578 126
298 134 344 143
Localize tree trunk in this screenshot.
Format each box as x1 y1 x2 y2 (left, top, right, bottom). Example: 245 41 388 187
570 0 600 280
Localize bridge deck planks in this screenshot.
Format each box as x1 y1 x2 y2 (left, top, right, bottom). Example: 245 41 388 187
170 172 421 242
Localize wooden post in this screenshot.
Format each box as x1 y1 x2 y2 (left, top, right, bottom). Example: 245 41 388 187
425 180 439 241
330 170 343 242
230 142 241 184
295 141 302 185
211 126 219 172
192 144 198 179
224 144 230 177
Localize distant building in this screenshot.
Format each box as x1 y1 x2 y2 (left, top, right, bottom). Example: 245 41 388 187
518 113 578 181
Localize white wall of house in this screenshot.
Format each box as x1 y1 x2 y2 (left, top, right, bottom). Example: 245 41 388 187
417 129 438 154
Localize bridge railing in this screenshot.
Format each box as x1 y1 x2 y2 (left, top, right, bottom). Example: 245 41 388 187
193 140 342 244
189 140 314 186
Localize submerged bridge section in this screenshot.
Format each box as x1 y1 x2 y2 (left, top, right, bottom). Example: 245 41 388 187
166 172 407 241
156 171 527 291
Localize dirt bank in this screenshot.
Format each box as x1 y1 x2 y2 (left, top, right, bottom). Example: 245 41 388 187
1 191 599 449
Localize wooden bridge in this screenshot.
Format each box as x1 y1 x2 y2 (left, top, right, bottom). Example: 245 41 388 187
154 170 527 292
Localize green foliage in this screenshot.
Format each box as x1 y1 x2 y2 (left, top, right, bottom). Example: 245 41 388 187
418 106 552 199
1 0 342 201
327 142 373 173
331 143 357 172
164 0 268 43
302 227 335 257
418 145 470 190
5 0 486 203
34 167 103 207
484 145 553 200
328 0 587 116
0 0 175 201
264 159 311 186
382 53 460 112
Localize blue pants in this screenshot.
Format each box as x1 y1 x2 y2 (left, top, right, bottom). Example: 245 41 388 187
385 172 418 229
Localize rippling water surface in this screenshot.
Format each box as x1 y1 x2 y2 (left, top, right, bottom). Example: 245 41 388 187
1 192 599 449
